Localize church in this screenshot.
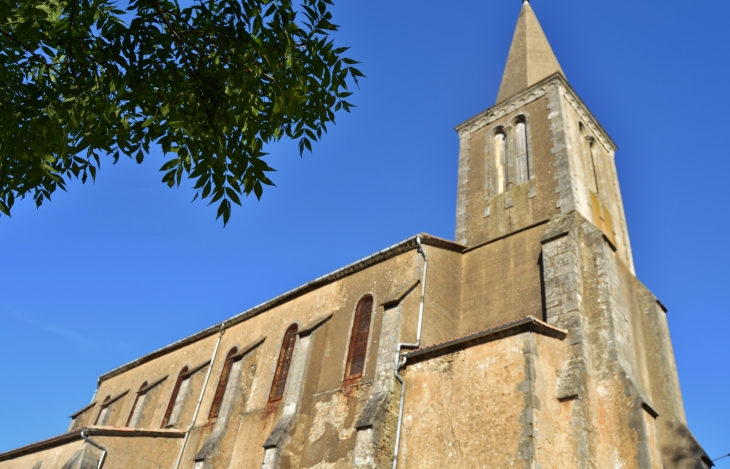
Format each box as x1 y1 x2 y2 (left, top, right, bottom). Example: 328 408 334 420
0 2 712 468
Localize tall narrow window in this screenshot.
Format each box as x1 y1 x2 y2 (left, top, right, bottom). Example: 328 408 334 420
580 123 599 195
126 381 148 427
161 366 189 428
588 141 600 195
208 347 239 420
515 120 530 184
345 295 374 380
268 324 298 403
94 396 112 426
495 132 507 194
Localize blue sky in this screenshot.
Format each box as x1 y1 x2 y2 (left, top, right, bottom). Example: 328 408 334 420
1 0 729 461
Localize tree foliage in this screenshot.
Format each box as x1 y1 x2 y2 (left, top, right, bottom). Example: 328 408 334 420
0 0 361 224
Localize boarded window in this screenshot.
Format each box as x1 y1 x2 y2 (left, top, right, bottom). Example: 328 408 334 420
161 366 189 428
268 324 298 403
515 120 530 184
345 295 374 379
495 132 507 194
94 396 112 426
208 347 239 420
125 381 148 427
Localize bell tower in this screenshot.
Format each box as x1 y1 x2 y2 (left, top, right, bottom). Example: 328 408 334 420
455 0 634 273
448 4 712 469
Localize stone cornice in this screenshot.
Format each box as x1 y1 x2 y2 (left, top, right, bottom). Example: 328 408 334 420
455 75 560 134
454 73 617 153
404 316 567 363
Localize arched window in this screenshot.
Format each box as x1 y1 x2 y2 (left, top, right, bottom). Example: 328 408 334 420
514 119 530 184
268 324 298 403
94 395 112 426
161 366 189 428
344 295 374 380
208 347 239 420
495 131 507 194
126 381 148 427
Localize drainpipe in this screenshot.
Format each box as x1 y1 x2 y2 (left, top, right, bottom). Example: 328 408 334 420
172 322 226 469
392 235 428 469
80 429 107 469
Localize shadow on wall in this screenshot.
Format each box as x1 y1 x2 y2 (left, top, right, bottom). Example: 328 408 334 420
661 419 713 469
60 448 99 469
537 252 547 323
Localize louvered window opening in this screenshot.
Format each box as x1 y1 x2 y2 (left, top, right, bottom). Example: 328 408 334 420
495 132 507 194
208 347 239 420
345 296 373 379
515 120 530 184
268 324 298 403
125 381 149 427
161 366 189 428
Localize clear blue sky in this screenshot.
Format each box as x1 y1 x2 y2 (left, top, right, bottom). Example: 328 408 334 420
1 0 728 461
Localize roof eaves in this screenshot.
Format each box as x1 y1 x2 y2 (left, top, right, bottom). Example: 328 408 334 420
98 233 464 384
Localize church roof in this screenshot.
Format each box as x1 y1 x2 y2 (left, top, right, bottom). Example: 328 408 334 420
496 2 565 104
96 233 465 384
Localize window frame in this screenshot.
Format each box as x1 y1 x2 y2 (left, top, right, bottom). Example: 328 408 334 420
268 324 299 403
161 366 189 428
513 117 531 184
208 347 239 421
94 395 112 426
343 295 374 381
125 381 149 427
494 129 507 194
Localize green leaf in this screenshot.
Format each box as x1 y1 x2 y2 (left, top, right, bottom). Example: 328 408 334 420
216 199 232 225
0 0 362 224
160 159 180 172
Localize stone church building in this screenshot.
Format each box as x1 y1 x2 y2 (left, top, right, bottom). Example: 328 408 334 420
0 2 712 468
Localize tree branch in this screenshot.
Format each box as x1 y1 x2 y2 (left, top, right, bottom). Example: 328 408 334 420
0 27 60 72
149 0 217 127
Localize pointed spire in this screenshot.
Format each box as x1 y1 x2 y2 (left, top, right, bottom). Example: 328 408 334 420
496 2 565 104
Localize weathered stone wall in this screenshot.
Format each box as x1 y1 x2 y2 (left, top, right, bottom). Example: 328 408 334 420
460 224 545 334
0 434 184 469
538 209 713 469
397 329 571 469
531 332 578 469
97 434 183 469
419 247 462 346
0 439 85 469
2 216 709 469
0 246 421 469
559 85 634 273
455 83 560 248
400 335 527 468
